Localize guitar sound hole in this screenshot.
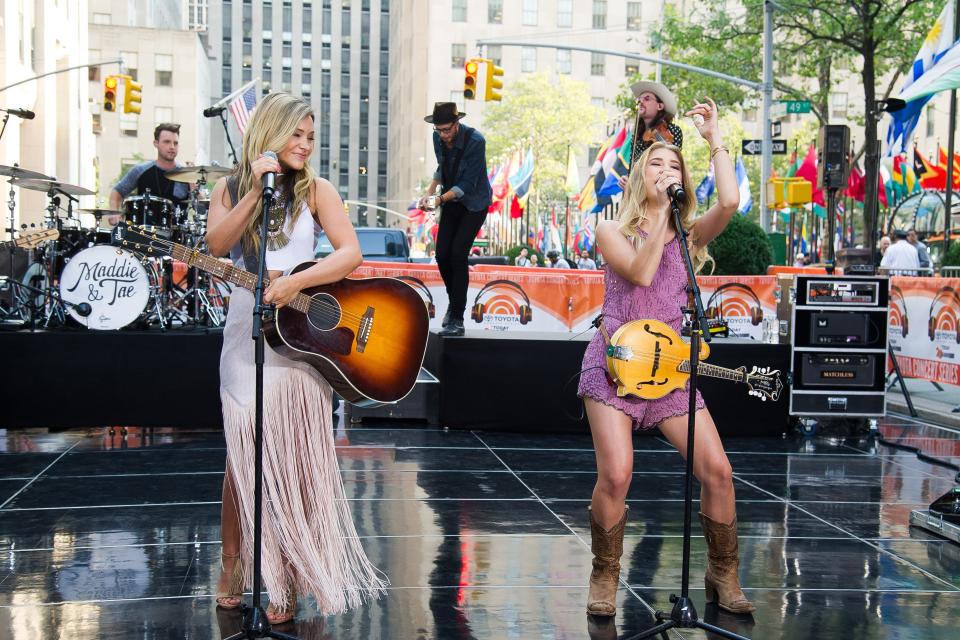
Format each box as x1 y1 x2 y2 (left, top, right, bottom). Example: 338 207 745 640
306 293 341 331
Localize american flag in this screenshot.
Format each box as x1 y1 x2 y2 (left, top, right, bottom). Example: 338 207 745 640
228 83 257 134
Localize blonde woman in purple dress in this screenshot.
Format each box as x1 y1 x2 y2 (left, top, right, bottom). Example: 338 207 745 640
578 99 755 617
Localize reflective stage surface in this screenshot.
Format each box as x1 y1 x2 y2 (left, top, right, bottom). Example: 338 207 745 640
0 416 959 639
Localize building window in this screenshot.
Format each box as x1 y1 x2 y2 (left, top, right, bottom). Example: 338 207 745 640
743 108 757 122
592 1 607 29
522 0 537 26
627 2 642 30
488 0 502 24
557 0 572 27
92 12 111 25
488 45 502 66
450 90 465 112
223 1 232 39
625 61 639 75
451 43 466 69
89 49 101 81
121 51 138 81
927 105 936 137
452 0 467 22
155 54 173 86
521 47 536 73
155 106 173 122
590 52 604 76
120 114 138 137
591 97 605 109
556 49 571 74
831 92 848 118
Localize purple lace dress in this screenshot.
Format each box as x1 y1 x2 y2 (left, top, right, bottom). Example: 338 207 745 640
577 232 705 430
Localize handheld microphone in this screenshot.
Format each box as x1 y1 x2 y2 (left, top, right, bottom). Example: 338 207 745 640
666 183 686 202
203 106 225 117
75 302 92 317
2 108 35 120
262 151 278 195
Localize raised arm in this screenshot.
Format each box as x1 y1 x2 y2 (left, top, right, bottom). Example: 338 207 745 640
687 99 739 248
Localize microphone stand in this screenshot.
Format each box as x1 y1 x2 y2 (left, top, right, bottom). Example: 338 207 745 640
625 201 751 640
204 106 239 167
225 182 298 640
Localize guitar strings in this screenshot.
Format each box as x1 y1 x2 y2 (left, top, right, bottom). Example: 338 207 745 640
127 232 367 325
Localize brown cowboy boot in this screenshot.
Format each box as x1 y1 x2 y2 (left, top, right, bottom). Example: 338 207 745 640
586 505 628 617
700 512 756 614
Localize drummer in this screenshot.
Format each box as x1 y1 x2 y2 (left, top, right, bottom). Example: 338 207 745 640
107 123 189 224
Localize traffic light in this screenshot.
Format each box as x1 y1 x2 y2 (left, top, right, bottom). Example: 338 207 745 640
484 62 504 101
463 59 479 100
103 76 118 112
123 76 143 115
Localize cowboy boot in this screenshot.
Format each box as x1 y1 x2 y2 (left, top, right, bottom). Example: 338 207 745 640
586 505 628 617
700 512 756 614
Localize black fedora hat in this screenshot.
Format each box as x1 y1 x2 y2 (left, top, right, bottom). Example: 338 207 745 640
424 102 467 125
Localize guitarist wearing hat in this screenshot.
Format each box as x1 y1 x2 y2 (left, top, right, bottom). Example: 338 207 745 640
618 81 684 190
418 102 493 337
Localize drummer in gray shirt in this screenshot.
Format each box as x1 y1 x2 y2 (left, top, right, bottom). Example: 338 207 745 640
107 123 188 224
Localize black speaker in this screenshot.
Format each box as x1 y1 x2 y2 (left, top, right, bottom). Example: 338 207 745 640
818 125 850 190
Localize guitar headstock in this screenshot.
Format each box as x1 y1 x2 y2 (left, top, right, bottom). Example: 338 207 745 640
111 222 173 258
745 366 783 402
14 228 59 250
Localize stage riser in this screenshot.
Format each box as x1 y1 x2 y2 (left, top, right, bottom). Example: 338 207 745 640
2 330 223 428
425 333 791 435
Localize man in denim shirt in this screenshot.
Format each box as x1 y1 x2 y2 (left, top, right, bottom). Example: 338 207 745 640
419 102 493 336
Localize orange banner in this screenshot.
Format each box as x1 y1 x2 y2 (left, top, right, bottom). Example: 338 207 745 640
889 276 960 384
353 262 776 336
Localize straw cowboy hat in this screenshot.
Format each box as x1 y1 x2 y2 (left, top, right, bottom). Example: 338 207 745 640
630 81 678 118
424 102 467 125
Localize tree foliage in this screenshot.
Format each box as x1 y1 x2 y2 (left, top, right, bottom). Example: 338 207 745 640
708 214 774 275
482 72 602 206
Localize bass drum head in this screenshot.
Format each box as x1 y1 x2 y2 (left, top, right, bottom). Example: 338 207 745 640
59 246 151 330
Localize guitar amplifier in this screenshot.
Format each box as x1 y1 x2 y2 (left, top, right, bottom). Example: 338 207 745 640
799 353 877 387
810 311 872 345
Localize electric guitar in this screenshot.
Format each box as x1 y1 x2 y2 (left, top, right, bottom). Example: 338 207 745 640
112 223 429 406
0 228 59 251
606 319 783 402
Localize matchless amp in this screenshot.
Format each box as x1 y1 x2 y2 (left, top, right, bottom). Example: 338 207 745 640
799 354 878 388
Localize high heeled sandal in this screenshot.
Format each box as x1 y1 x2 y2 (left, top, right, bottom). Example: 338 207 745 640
266 589 298 625
216 551 244 609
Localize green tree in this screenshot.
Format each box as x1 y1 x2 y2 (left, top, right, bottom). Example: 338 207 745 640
482 72 602 208
621 0 939 250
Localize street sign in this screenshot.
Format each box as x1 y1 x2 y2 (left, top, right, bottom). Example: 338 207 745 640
771 121 782 137
742 139 788 155
783 100 811 114
771 102 787 119
742 139 762 155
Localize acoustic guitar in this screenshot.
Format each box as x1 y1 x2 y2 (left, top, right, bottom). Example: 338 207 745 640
606 319 782 402
112 223 429 406
0 228 59 250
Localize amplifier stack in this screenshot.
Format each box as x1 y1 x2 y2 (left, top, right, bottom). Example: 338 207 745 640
790 275 889 417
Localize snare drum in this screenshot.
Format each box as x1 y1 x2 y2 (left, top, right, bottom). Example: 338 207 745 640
59 245 154 330
123 195 174 234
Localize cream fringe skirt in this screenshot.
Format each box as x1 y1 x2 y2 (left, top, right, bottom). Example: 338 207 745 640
220 288 388 613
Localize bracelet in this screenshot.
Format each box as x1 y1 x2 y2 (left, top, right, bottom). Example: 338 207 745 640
710 145 729 160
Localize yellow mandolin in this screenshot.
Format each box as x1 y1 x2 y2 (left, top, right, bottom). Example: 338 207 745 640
605 319 782 402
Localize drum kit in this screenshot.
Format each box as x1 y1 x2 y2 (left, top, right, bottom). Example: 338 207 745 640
1 162 233 330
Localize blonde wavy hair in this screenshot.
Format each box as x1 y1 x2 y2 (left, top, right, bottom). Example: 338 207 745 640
617 141 712 272
235 92 316 254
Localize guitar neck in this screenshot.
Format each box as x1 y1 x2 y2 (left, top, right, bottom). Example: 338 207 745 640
678 360 744 383
167 243 312 314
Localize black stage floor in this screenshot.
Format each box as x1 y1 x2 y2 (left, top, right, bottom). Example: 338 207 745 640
0 414 959 638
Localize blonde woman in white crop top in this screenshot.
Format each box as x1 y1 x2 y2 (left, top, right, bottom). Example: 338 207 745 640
205 92 387 624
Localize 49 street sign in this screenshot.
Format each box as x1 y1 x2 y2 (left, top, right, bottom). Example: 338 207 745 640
742 139 787 155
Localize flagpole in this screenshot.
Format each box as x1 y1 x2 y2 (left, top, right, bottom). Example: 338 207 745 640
944 0 960 261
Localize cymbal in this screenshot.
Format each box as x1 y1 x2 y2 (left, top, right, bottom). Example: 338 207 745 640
80 208 122 216
14 178 95 196
165 165 232 183
0 165 52 181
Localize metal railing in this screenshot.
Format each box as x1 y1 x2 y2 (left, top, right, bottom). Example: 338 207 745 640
877 266 936 277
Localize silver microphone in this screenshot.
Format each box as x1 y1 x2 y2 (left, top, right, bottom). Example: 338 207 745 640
262 151 278 195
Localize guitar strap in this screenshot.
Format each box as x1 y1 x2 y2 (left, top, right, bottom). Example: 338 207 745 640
591 313 613 346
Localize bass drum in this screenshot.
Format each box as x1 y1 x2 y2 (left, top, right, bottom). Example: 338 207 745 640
59 245 153 330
